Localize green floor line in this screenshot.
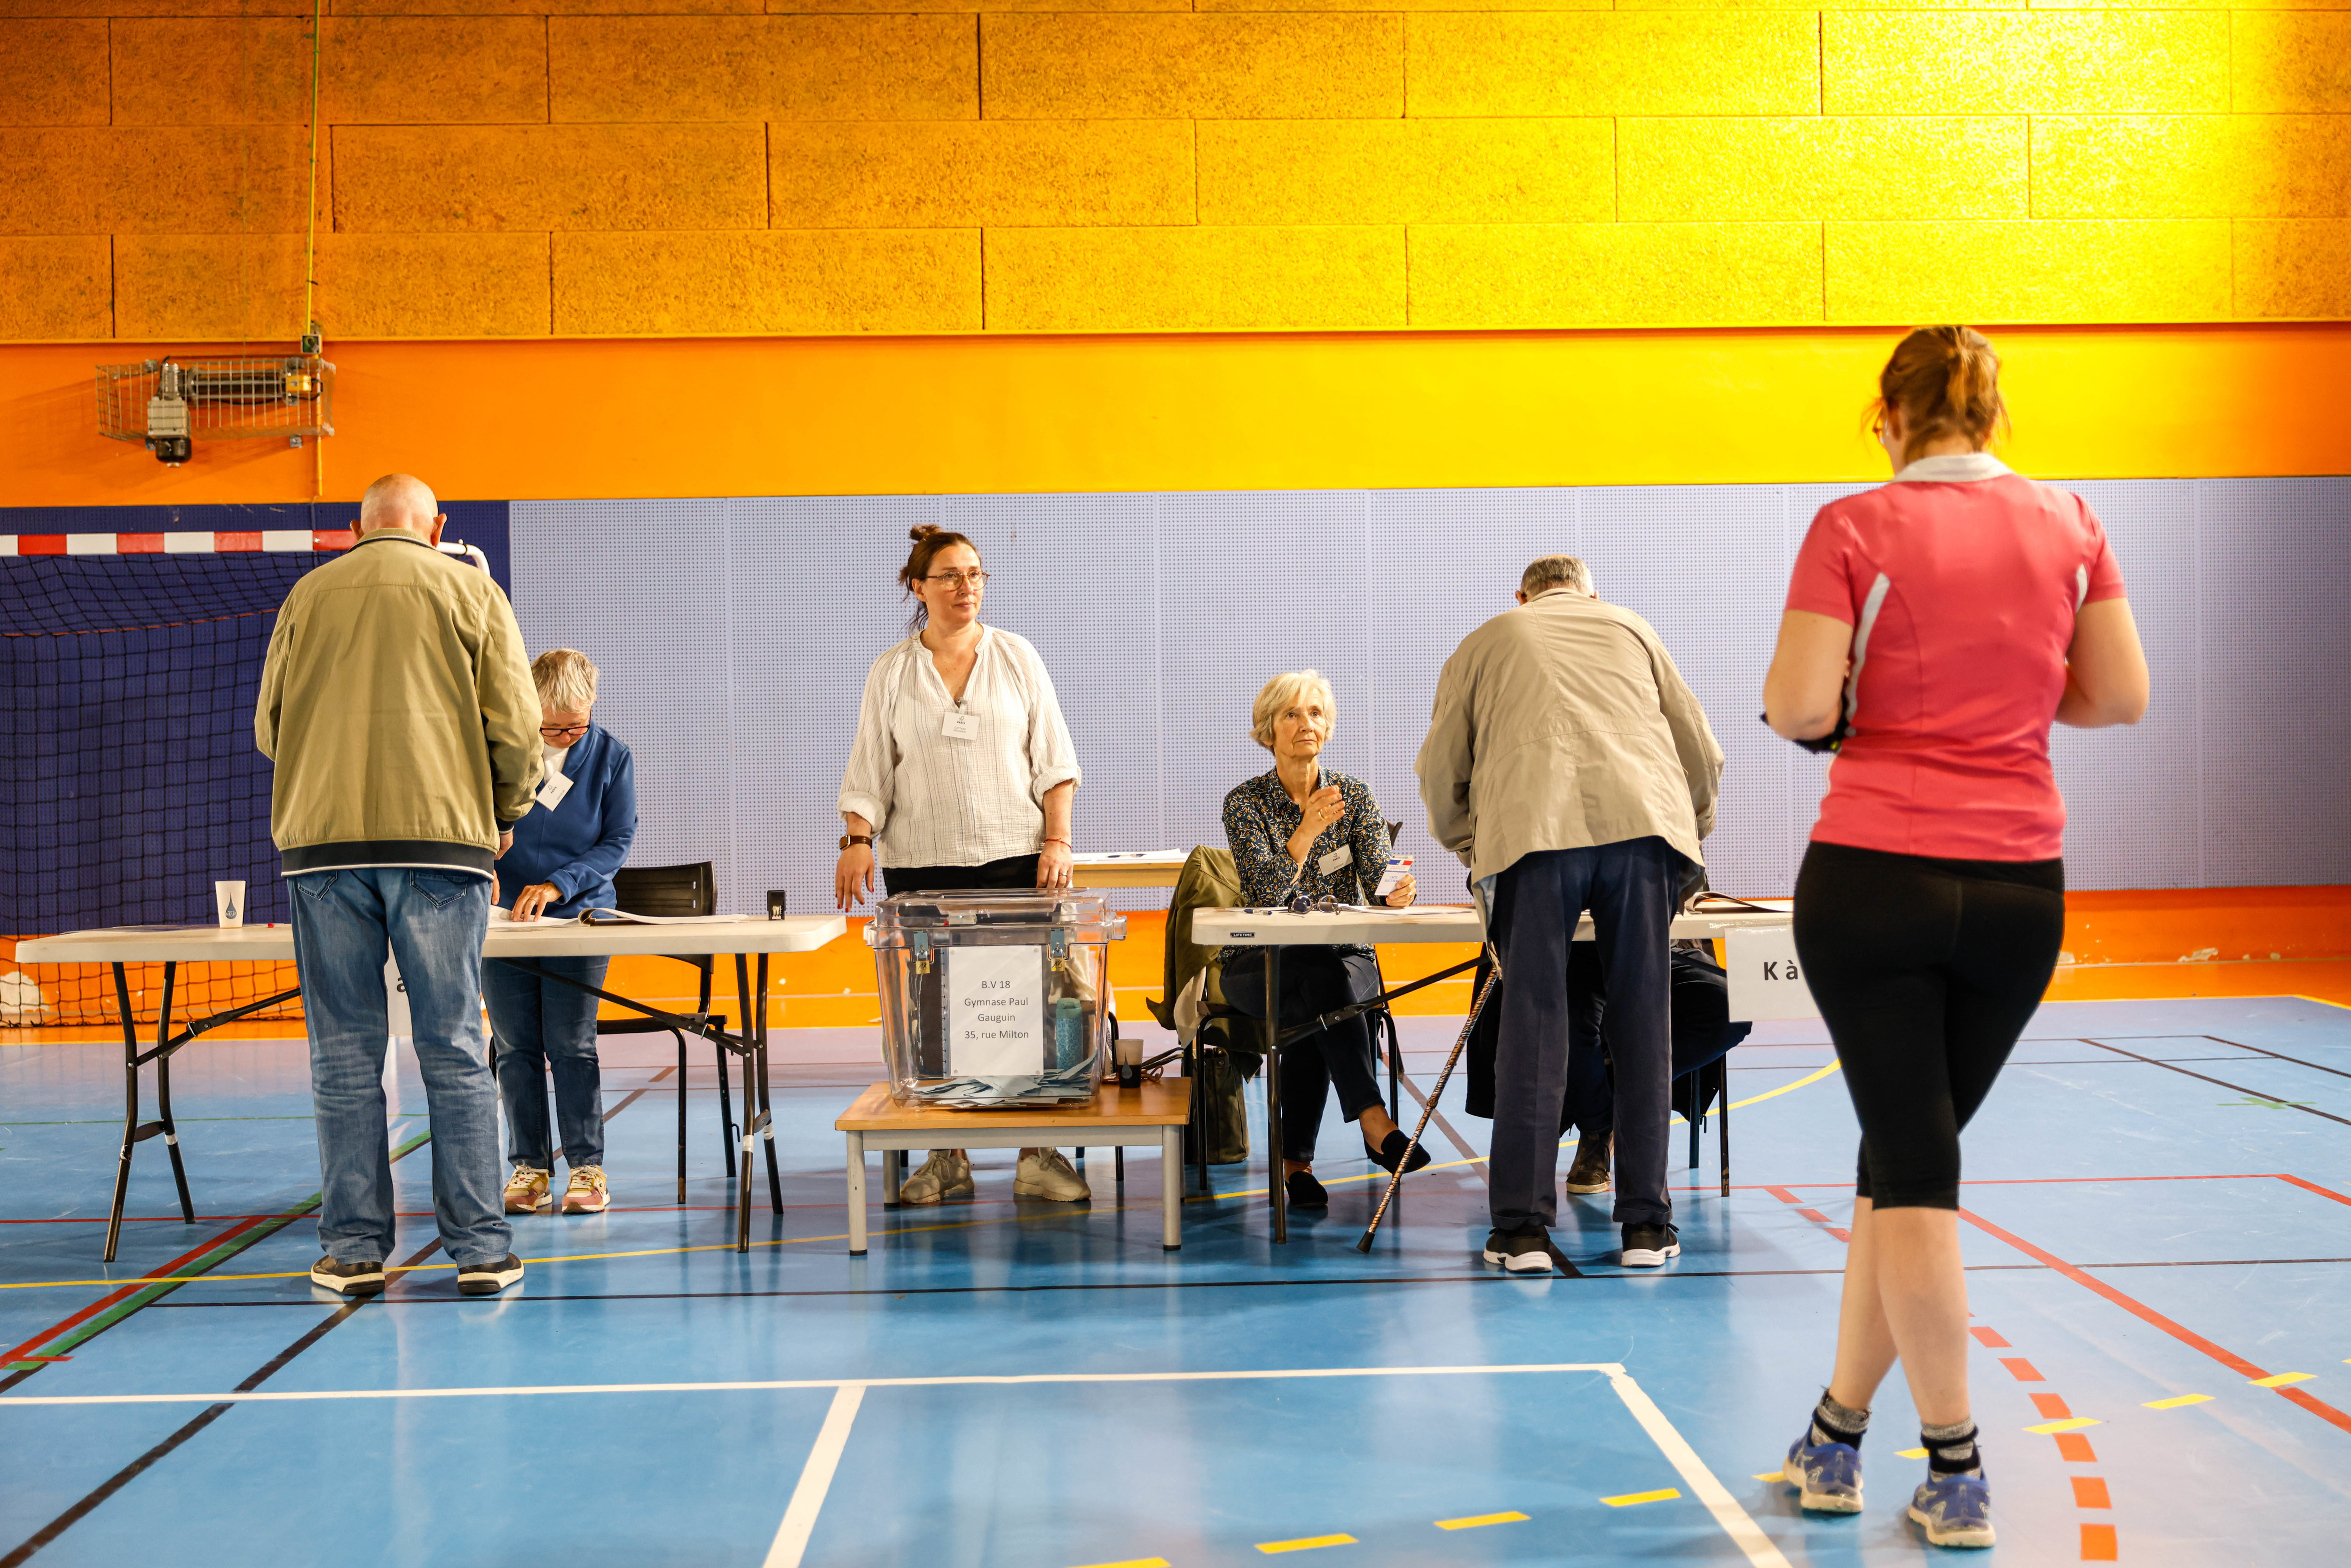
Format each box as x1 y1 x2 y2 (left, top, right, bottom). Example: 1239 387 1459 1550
2 1128 433 1375
0 1114 429 1127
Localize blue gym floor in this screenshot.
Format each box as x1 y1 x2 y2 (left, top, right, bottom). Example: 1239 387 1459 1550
3 996 2348 1567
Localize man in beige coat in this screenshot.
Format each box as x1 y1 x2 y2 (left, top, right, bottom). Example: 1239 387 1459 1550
256 473 541 1298
1416 554 1723 1274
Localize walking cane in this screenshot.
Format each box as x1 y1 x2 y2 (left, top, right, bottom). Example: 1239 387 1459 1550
1356 881 1502 1253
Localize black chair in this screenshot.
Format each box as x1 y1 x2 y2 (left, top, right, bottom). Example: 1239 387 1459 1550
597 862 737 1204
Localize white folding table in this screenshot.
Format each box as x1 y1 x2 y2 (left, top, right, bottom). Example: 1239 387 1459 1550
16 915 846 1260
1187 902 1795 1242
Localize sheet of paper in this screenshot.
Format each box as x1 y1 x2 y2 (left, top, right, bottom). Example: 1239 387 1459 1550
947 944 1046 1076
491 907 556 925
1374 856 1412 898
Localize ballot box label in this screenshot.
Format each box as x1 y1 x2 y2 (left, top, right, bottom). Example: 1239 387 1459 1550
947 944 1049 1075
1725 927 1821 1022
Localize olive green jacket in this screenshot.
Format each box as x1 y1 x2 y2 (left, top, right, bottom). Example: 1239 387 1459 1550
254 530 542 876
1415 588 1724 883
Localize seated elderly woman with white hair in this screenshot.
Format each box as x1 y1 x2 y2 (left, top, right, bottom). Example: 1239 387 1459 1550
1220 670 1421 1211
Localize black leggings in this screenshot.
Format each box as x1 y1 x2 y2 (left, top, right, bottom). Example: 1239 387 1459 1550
1793 841 2065 1211
1222 946 1384 1163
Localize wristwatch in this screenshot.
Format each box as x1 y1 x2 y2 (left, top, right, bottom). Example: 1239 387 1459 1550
839 834 874 851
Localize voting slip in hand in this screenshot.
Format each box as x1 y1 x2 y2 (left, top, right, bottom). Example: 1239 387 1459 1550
491 907 557 925
576 909 743 925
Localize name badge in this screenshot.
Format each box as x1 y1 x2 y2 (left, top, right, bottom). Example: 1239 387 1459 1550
1318 844 1353 875
941 708 978 741
535 768 574 812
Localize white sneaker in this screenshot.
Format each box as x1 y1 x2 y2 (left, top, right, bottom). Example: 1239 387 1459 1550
900 1150 974 1205
1013 1148 1091 1203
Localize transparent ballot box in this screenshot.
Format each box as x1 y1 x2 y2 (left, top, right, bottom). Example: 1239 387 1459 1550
867 889 1127 1109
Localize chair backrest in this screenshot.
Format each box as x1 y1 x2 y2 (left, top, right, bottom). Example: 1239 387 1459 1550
611 862 719 985
1164 845 1242 1009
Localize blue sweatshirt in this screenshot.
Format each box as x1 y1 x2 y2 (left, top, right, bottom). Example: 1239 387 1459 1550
495 723 638 918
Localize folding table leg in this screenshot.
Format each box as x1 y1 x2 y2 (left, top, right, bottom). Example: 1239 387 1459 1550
735 1041 758 1253
1115 1147 1124 1184
104 963 142 1264
1265 949 1286 1245
151 963 195 1224
1161 1127 1182 1249
675 1028 688 1206
715 1038 737 1180
883 1144 903 1206
1720 1083 1731 1198
755 954 782 1215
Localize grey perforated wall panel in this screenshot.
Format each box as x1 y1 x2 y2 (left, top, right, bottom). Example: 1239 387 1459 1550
513 476 2351 913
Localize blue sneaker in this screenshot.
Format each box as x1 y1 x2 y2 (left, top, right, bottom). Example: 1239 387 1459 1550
1908 1472 1995 1548
1782 1432 1863 1513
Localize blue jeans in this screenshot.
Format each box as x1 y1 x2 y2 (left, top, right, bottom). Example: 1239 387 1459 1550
290 867 511 1268
483 954 609 1170
1489 838 1684 1231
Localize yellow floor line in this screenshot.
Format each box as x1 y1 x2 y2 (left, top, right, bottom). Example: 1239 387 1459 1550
1435 1511 1528 1530
2023 1417 2101 1434
1255 1535 1356 1554
1602 1488 1681 1507
2143 1393 2212 1409
2251 1371 2315 1387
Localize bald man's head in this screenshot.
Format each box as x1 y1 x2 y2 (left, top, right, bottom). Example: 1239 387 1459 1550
358 473 440 537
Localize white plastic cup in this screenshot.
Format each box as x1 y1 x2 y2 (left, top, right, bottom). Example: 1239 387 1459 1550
214 880 246 929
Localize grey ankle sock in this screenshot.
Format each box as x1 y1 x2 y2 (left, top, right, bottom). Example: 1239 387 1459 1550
1809 1391 1870 1450
1919 1418 1982 1478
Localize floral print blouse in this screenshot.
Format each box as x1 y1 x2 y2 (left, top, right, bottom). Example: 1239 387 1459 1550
1219 767 1394 963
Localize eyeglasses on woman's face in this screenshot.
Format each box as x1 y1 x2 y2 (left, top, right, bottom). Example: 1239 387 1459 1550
924 569 989 589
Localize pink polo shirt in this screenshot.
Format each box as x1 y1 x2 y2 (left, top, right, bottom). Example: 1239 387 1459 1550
1785 454 2127 862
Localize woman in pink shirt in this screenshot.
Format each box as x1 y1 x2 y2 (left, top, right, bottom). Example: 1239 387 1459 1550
1763 328 2149 1549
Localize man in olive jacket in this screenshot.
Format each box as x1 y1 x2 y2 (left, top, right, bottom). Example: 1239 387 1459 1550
1416 554 1723 1275
256 473 541 1298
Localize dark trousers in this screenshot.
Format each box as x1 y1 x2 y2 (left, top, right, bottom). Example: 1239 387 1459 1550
483 953 610 1170
1490 837 1683 1231
1794 840 2064 1210
1223 946 1384 1163
882 854 1041 897
1564 944 1753 1142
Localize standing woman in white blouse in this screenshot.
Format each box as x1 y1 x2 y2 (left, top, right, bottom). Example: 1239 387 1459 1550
835 524 1089 1204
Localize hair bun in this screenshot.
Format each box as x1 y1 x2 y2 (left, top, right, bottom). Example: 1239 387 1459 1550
908 523 942 544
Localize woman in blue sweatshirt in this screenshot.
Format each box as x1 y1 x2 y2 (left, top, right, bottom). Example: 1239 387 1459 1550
487 648 638 1216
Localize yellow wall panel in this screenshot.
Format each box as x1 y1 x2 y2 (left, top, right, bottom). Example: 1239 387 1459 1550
985 226 1405 330
115 233 308 339
1199 119 1613 225
114 18 546 126
770 121 1192 228
316 233 551 337
1621 117 2026 221
1408 15 1819 117
2232 15 2351 114
2235 221 2351 319
0 21 108 125
982 16 1404 120
1824 14 2227 114
342 0 756 11
0 0 305 15
0 236 110 337
1826 220 2230 323
1199 0 1601 11
549 16 974 123
1408 221 1820 327
0 127 313 234
2035 117 2351 219
773 0 1183 11
553 229 979 334
336 125 766 232
1625 0 2020 8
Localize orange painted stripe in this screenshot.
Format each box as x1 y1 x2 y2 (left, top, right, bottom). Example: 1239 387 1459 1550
2055 1434 2100 1463
1794 1208 1831 1223
1825 1227 1851 1242
2081 1523 2120 1561
2072 1477 2113 1510
0 1213 270 1364
2033 1395 2074 1419
1999 1358 2047 1383
1972 1328 2012 1348
1961 1207 2351 1439
1763 1187 1802 1204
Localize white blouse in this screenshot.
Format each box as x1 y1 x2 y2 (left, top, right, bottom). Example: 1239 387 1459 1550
837 626 1082 869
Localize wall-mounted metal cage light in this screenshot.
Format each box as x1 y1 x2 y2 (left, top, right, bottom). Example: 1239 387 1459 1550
96 329 335 466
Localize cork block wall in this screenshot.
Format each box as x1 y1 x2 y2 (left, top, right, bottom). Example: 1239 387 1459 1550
0 4 2346 339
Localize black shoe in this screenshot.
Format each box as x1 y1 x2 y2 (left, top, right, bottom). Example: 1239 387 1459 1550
1482 1227 1555 1275
1367 1128 1433 1174
1620 1222 1680 1267
457 1254 526 1296
1286 1169 1329 1209
309 1256 386 1296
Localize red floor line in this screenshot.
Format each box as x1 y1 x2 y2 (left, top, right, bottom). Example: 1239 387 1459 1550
2270 1173 2351 1209
1957 1206 2351 1438
0 1214 272 1364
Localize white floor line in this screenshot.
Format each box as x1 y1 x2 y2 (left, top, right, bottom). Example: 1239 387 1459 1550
764 1382 864 1568
1607 1372 1793 1568
0 1362 1624 1407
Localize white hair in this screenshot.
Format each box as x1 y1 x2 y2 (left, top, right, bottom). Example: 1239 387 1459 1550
533 648 599 712
1521 554 1594 597
1250 669 1335 751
